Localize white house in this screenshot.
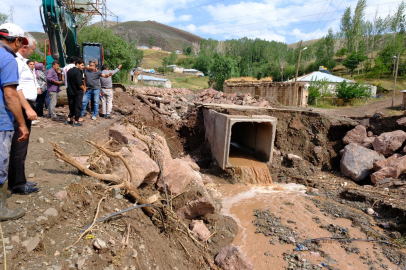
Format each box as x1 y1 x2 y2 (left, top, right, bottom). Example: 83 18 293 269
290 71 376 97
138 75 171 88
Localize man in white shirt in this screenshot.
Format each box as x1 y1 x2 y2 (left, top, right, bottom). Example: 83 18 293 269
8 32 40 194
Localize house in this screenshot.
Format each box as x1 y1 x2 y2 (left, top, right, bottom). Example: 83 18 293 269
137 46 149 50
175 50 182 54
183 69 203 76
290 67 377 97
137 75 171 88
167 65 184 73
151 46 162 51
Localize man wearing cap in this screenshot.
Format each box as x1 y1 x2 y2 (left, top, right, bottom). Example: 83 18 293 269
0 23 29 220
8 31 40 194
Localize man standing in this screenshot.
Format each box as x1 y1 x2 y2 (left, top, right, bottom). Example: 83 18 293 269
0 23 29 219
81 61 112 120
8 31 40 194
67 58 86 127
46 60 62 120
100 64 122 118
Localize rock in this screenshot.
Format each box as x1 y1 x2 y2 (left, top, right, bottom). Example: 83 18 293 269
202 175 213 185
371 154 406 184
343 125 367 145
373 130 406 157
339 149 345 156
23 235 40 252
114 146 160 187
389 231 402 239
93 238 107 250
287 154 302 161
289 117 305 130
362 137 375 149
190 220 211 241
359 118 369 127
340 143 385 181
109 123 149 152
367 131 374 137
215 244 254 270
181 155 200 172
44 208 58 217
76 259 86 270
54 190 67 201
306 188 319 195
176 193 216 219
28 173 35 178
381 222 390 229
287 237 296 244
366 208 375 215
38 137 45 143
313 146 323 154
10 235 20 243
54 251 60 256
377 178 392 185
146 193 159 204
72 156 89 166
396 117 406 126
111 187 121 197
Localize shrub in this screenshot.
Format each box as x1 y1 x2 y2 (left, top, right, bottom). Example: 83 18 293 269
307 78 330 105
335 81 371 100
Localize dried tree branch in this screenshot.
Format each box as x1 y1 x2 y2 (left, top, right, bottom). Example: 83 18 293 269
136 94 171 115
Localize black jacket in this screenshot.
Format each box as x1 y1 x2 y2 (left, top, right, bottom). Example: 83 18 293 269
66 67 83 96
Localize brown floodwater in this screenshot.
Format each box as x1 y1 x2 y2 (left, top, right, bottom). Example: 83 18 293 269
211 183 400 270
228 146 273 185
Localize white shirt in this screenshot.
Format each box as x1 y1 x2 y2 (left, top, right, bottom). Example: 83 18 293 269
16 52 38 101
62 63 75 88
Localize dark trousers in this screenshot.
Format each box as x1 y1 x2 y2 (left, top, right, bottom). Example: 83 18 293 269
35 92 47 117
8 103 33 190
68 93 83 121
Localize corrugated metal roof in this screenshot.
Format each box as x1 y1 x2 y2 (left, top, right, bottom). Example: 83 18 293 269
183 69 200 72
138 75 168 82
296 71 354 83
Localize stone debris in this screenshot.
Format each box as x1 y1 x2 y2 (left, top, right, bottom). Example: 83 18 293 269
190 220 211 241
28 173 35 178
371 154 406 184
396 117 406 126
23 235 40 252
44 208 58 217
340 143 385 181
93 238 107 250
215 244 254 270
366 208 375 215
54 190 67 201
343 125 367 145
176 192 216 219
38 137 45 143
372 130 406 157
195 88 270 107
127 86 192 96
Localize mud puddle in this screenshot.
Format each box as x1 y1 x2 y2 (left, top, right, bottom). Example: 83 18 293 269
212 183 399 269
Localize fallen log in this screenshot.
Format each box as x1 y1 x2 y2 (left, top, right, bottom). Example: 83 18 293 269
136 94 171 115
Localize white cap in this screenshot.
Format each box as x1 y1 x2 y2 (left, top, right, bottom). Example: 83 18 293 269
0 23 28 45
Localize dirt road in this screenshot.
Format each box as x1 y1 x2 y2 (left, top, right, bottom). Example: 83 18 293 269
312 96 404 118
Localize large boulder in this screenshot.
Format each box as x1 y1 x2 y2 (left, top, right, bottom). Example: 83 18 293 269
371 154 406 184
113 146 160 187
215 244 254 270
341 143 385 181
109 123 149 153
343 125 367 145
372 130 406 157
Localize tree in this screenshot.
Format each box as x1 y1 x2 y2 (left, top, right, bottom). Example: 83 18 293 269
210 54 239 91
0 13 7 25
193 53 212 75
149 36 154 47
335 48 347 59
336 81 371 100
162 57 169 73
343 52 367 76
79 26 143 82
169 51 178 64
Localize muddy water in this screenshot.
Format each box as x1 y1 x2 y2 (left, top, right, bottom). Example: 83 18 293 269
213 184 399 270
228 146 273 185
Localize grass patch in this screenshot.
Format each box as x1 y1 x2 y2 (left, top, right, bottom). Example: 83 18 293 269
171 76 209 90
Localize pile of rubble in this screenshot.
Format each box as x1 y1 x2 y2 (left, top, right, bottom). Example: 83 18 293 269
340 119 406 185
194 88 271 107
71 122 253 269
126 86 193 96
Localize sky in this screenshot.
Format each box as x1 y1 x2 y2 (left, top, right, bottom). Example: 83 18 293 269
0 0 403 44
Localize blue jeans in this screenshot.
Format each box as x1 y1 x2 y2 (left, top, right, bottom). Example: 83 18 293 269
81 89 101 117
0 131 14 185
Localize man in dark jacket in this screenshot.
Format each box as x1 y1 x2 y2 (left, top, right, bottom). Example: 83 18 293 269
67 58 86 127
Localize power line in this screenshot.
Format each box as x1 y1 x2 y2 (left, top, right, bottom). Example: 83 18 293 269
114 0 159 13
301 0 331 40
9 6 14 23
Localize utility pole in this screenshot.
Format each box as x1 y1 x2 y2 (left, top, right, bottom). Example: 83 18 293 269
281 66 283 82
9 6 14 23
293 40 303 107
392 53 400 108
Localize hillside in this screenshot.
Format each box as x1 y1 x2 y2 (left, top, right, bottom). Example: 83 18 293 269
30 32 48 46
109 20 203 52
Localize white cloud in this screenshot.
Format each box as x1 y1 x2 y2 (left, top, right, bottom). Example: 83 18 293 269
178 15 192 22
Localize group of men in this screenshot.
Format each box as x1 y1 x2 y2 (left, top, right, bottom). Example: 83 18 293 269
0 22 121 221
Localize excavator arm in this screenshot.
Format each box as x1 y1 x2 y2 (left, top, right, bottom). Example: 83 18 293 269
41 0 80 66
